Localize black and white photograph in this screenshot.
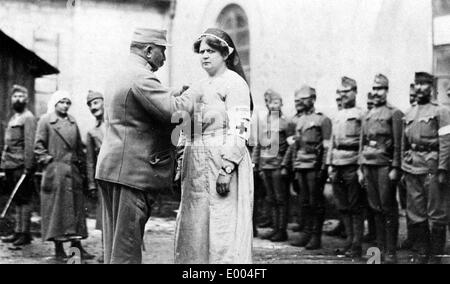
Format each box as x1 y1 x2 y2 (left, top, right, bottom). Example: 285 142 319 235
1 0 450 267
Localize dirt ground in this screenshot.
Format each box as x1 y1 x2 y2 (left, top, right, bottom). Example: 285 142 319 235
1 212 449 264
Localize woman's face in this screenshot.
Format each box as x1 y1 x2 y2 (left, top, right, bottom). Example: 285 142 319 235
198 39 226 76
55 98 71 116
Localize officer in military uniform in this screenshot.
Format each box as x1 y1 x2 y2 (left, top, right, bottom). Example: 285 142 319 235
86 91 105 229
327 77 365 258
398 83 417 251
281 91 305 233
285 85 332 250
0 85 37 247
402 72 450 264
252 91 289 242
359 74 404 263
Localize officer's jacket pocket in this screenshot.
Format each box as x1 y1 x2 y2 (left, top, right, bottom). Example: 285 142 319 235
8 124 24 142
419 116 438 138
372 117 391 136
345 117 361 138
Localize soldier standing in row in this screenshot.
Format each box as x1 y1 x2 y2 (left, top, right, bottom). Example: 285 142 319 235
287 85 331 250
359 74 404 263
253 91 289 242
0 85 36 247
281 90 305 233
85 90 105 262
402 72 450 264
398 83 417 250
327 77 365 258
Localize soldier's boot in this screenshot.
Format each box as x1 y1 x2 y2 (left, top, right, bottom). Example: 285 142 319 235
374 214 386 256
410 222 430 264
326 220 346 238
13 205 32 247
335 214 353 256
293 207 305 233
363 211 376 244
261 205 278 240
429 224 447 264
54 241 68 262
400 217 415 250
305 210 324 250
2 205 22 243
71 241 95 260
384 217 399 264
290 207 312 247
271 204 288 242
347 214 363 259
258 201 273 228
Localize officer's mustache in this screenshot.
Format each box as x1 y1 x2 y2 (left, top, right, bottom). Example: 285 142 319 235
12 101 26 111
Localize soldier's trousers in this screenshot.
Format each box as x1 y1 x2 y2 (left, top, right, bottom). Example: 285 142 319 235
404 172 448 226
362 166 399 253
5 168 33 234
295 169 325 235
98 181 155 264
331 165 364 215
260 169 288 230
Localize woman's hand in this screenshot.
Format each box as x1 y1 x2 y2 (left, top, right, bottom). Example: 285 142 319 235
217 173 232 197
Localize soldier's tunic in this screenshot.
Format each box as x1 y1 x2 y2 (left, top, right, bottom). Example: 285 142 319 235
360 104 403 216
1 109 37 205
288 108 331 231
401 102 450 225
327 107 365 214
86 120 105 230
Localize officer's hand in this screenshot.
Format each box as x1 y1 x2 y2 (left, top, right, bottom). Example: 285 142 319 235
357 168 365 186
173 85 190 97
388 168 400 181
438 170 448 186
216 174 232 197
253 164 259 172
258 170 265 179
281 167 289 177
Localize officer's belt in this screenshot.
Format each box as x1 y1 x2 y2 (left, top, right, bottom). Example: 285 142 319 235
410 144 438 152
335 144 359 151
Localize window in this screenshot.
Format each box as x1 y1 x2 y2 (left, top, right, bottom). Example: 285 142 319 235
434 45 450 103
217 4 250 84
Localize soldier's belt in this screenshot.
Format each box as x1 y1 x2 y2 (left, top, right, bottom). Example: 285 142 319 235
336 144 359 151
410 144 438 152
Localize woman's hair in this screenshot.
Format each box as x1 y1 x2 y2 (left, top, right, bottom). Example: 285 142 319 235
193 36 230 59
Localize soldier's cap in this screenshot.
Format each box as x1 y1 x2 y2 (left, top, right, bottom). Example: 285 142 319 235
264 88 275 99
268 90 282 103
86 90 104 105
295 85 316 99
414 72 434 85
337 76 357 92
10 84 28 96
373 73 389 89
131 28 171 47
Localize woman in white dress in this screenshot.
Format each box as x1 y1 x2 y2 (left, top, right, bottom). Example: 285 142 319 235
174 28 254 264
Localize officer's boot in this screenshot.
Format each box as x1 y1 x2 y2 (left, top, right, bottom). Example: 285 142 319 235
347 214 363 259
290 207 312 247
13 204 32 246
400 216 415 250
1 232 19 243
335 214 353 256
293 204 305 232
54 241 67 262
2 205 21 243
411 222 430 264
374 214 386 261
261 205 278 240
306 209 324 250
429 224 447 264
271 204 288 242
384 216 399 264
